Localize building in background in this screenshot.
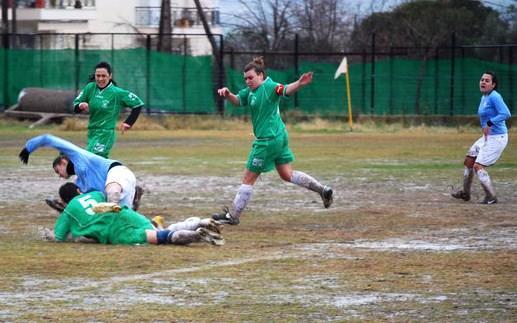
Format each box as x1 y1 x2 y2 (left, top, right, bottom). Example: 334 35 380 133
3 0 221 54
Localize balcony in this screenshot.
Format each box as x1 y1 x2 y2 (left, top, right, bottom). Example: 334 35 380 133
15 0 96 22
135 7 220 28
17 0 96 9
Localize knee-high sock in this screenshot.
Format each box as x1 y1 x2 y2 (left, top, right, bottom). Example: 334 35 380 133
169 230 201 245
232 184 253 218
476 168 496 198
463 167 474 194
166 217 201 231
291 170 324 194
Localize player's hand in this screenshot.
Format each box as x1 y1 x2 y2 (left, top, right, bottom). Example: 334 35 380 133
120 122 131 134
298 72 313 86
78 102 89 112
217 87 231 97
483 126 490 140
19 147 30 164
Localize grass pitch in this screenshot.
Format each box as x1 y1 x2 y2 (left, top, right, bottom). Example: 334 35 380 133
0 116 516 321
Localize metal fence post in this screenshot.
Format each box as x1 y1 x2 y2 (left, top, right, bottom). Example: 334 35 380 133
389 46 394 114
75 34 80 93
370 32 375 115
449 32 455 116
146 34 151 114
182 35 187 113
509 46 514 113
294 33 299 108
434 48 439 114
361 49 366 115
218 34 224 115
2 32 9 108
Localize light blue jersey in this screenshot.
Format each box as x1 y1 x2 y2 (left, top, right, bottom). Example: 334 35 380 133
24 134 118 194
478 90 511 135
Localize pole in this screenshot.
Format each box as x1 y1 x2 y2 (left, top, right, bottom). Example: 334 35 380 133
345 71 353 129
449 32 455 116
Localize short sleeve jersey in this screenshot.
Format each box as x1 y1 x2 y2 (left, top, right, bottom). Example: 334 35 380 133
54 191 112 243
237 77 288 139
54 191 153 244
73 82 144 130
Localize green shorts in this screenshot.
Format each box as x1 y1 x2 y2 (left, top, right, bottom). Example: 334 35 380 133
108 208 154 245
87 128 116 158
246 130 295 173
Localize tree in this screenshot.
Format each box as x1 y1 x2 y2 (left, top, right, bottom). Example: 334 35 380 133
224 0 295 51
349 0 505 114
292 0 350 52
157 0 172 52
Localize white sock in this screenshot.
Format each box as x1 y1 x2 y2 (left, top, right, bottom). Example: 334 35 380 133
291 170 324 194
232 184 253 218
476 168 496 198
166 217 201 231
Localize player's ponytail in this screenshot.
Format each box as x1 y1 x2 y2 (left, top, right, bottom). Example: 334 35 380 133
244 56 266 77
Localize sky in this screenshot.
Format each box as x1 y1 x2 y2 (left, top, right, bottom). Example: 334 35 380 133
217 0 516 19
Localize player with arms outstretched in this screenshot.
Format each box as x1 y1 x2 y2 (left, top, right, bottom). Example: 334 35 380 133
213 56 333 225
19 134 138 210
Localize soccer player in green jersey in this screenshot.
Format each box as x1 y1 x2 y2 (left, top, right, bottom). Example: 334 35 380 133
73 61 144 158
213 56 333 225
44 182 224 246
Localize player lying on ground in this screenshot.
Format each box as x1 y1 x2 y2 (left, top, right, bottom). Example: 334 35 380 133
19 134 143 211
42 182 224 246
213 56 333 225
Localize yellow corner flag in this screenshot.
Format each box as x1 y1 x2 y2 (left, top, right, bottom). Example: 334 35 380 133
334 57 353 130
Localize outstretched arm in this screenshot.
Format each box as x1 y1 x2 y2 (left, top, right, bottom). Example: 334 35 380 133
217 87 240 106
19 134 83 164
285 72 313 96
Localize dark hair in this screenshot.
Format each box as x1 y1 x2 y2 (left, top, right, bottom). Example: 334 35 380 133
244 56 266 77
52 155 69 168
59 182 80 204
96 61 112 74
88 61 117 85
483 71 498 90
53 155 75 176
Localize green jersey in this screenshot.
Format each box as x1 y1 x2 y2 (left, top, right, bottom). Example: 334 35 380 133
237 77 288 139
54 191 154 245
73 82 144 131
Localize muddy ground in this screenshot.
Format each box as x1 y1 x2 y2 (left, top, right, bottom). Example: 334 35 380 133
0 125 515 322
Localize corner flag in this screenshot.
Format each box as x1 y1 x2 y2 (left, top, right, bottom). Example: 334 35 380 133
334 57 348 79
334 57 353 129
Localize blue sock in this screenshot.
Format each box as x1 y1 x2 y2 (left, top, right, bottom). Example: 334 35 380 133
156 230 173 244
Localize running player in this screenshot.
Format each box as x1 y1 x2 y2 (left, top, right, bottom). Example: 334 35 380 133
43 182 224 246
213 56 333 225
74 61 144 158
452 71 511 204
19 134 138 210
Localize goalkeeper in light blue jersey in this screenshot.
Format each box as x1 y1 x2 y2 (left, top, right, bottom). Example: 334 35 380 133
452 71 511 204
19 133 137 209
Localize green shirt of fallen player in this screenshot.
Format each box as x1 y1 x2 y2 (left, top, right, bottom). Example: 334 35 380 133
73 61 144 158
212 56 333 226
45 182 224 246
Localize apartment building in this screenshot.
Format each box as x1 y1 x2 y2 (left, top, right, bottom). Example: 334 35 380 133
3 0 221 54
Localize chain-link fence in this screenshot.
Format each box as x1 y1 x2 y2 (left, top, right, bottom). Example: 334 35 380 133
1 32 515 117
